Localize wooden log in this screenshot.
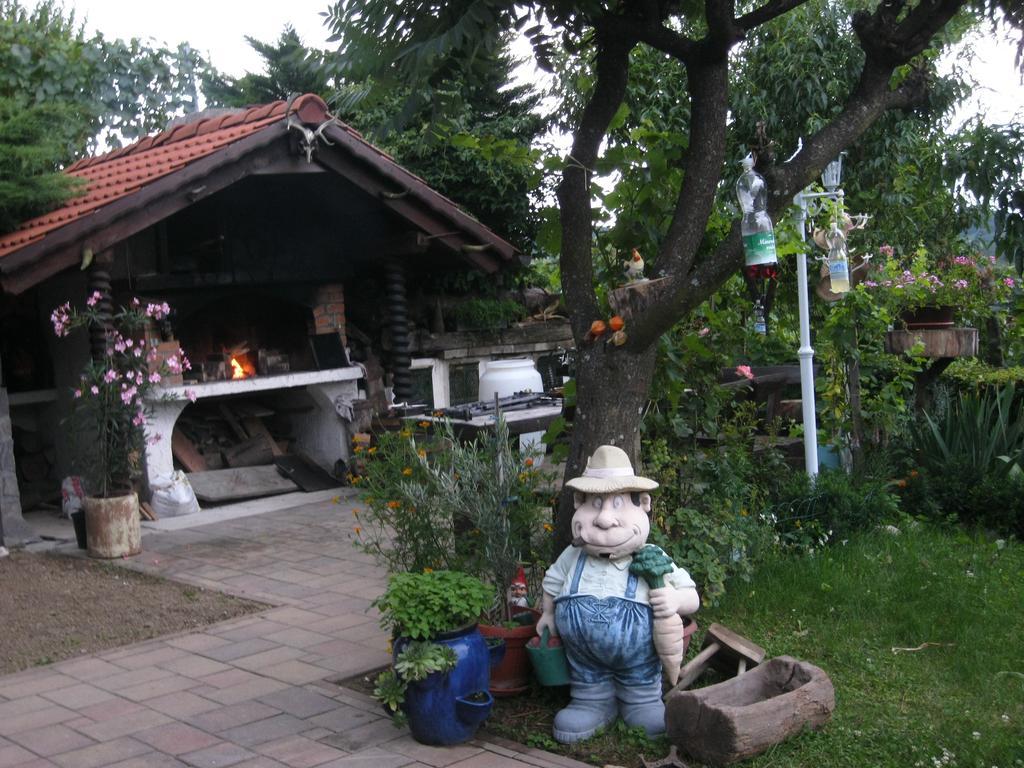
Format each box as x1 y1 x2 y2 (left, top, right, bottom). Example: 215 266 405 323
171 428 208 472
224 435 275 468
884 328 978 358
139 501 158 521
607 276 671 323
665 656 835 766
218 404 249 441
241 417 284 457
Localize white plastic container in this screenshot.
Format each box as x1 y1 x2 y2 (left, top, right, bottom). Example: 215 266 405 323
478 359 544 402
478 359 545 464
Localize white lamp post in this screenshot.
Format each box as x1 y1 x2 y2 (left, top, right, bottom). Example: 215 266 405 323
792 155 846 478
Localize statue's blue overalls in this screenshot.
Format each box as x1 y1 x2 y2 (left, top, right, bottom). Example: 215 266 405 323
553 551 664 742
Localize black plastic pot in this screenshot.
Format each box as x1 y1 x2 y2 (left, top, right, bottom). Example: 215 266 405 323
70 510 87 550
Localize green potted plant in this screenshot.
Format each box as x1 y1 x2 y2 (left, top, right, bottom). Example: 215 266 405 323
51 294 190 558
371 570 502 745
354 416 551 695
864 245 1013 329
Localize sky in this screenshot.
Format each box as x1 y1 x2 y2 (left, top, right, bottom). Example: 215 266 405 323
33 0 1024 126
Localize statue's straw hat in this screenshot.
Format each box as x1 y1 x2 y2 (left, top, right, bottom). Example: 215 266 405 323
564 445 658 495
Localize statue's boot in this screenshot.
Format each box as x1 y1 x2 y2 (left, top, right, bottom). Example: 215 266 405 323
618 679 666 736
553 680 617 743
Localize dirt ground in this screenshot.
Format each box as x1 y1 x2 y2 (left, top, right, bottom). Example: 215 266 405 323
0 549 265 676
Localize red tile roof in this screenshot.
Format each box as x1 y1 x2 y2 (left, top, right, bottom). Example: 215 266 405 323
0 93 518 293
0 95 333 261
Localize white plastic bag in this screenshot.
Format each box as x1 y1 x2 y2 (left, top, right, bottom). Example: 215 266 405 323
61 476 86 518
150 470 200 518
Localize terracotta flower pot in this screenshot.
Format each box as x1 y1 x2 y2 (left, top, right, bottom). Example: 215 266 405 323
84 492 141 558
479 608 541 697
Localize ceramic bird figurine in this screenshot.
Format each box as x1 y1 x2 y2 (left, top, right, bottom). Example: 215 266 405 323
623 248 645 282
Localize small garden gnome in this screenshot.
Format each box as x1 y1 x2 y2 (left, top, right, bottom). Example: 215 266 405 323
508 566 530 609
537 445 699 744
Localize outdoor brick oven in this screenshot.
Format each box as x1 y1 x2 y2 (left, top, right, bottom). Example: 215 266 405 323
0 94 523 530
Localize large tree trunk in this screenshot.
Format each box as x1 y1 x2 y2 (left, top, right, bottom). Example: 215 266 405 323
553 342 657 552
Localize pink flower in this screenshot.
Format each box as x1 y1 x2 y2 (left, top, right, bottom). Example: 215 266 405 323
148 372 162 384
145 302 171 320
103 369 118 383
147 433 163 445
863 280 878 288
166 356 182 374
953 279 969 289
1004 277 1016 288
184 389 197 403
132 413 146 427
736 365 755 380
698 327 710 337
953 255 973 265
133 347 143 358
50 302 71 337
73 389 82 399
90 385 99 395
879 245 895 258
120 385 138 404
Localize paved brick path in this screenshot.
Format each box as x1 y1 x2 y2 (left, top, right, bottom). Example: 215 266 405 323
0 493 586 768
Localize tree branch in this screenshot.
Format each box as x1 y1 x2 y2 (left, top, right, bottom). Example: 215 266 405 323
556 26 636 339
736 0 812 31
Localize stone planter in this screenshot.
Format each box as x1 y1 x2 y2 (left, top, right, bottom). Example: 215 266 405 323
84 492 141 558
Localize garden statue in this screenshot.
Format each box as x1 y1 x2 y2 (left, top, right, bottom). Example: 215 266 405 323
537 445 700 743
508 566 531 610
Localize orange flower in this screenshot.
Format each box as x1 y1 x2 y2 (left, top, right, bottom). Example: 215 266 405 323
909 470 919 478
525 458 534 467
387 500 401 509
353 446 364 454
417 449 427 459
402 467 413 476
608 315 625 332
368 446 378 455
423 567 434 573
543 523 554 533
352 508 359 518
418 420 431 428
897 479 908 488
354 526 362 536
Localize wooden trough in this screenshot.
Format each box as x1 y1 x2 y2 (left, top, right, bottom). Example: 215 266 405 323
665 655 835 766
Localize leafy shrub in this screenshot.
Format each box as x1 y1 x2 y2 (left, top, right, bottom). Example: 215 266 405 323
643 411 791 604
373 570 494 640
765 467 900 549
354 417 550 620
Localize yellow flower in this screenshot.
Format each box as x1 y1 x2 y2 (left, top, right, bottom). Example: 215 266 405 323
417 420 431 428
331 495 340 505
354 526 362 536
543 523 554 533
423 567 434 573
400 429 412 439
402 467 413 476
417 449 427 459
350 476 361 485
795 520 802 528
353 446 364 454
432 410 444 418
740 508 748 517
368 446 378 455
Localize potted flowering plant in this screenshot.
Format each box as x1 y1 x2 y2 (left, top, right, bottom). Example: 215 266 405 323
51 293 191 557
864 245 1014 328
353 416 550 695
371 570 503 745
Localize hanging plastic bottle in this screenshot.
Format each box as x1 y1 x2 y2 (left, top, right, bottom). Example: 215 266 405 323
825 222 850 294
752 299 767 335
735 155 779 278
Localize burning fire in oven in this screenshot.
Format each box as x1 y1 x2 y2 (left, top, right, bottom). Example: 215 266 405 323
230 357 246 379
227 346 256 380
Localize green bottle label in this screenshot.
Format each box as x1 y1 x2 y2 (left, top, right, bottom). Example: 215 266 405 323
743 232 778 266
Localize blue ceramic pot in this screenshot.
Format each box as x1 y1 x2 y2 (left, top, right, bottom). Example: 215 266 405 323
395 624 504 745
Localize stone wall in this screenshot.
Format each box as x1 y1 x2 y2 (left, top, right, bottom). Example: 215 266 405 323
0 386 32 545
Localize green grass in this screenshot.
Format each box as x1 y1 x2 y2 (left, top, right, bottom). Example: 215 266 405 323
486 525 1024 767
700 524 1024 768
